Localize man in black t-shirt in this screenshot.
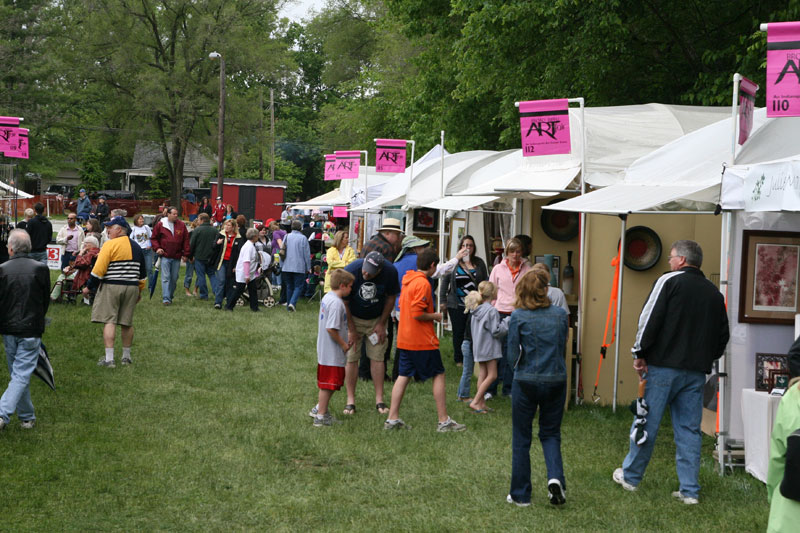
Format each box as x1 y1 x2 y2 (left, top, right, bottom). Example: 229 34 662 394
341 252 399 415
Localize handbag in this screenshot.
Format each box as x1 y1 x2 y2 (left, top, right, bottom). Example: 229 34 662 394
278 237 287 261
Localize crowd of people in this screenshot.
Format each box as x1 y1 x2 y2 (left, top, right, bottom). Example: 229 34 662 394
4 199 800 519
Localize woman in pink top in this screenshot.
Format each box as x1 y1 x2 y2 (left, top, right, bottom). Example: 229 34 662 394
487 237 531 397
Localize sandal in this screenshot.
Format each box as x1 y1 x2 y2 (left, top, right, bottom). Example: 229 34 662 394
343 404 356 415
376 402 389 414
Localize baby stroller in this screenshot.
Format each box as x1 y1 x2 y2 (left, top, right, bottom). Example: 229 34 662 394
237 251 278 308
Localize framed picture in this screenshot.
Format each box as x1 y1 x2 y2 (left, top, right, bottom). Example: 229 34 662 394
534 255 560 287
449 218 466 257
412 208 438 233
739 230 800 325
755 353 789 392
768 369 791 391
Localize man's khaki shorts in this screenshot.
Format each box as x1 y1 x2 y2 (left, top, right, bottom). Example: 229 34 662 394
346 315 388 363
91 284 140 326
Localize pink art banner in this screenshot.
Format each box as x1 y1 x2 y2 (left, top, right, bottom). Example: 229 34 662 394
375 138 407 173
1 127 28 159
0 117 21 152
738 77 759 145
323 154 336 181
518 99 571 156
332 205 348 218
767 21 800 117
333 150 361 180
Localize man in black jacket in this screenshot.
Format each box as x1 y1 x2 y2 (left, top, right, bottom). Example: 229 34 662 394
189 213 218 301
0 230 50 431
25 202 52 265
613 239 729 505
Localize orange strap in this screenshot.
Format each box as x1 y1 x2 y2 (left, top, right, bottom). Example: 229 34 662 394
593 247 622 398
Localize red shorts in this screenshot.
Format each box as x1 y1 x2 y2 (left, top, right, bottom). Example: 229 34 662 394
317 364 345 390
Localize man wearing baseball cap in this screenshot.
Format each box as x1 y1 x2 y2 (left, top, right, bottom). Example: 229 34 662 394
342 251 399 415
360 217 403 263
212 196 226 225
84 216 147 368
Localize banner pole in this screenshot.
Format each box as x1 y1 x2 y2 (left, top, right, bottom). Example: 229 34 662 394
406 140 415 234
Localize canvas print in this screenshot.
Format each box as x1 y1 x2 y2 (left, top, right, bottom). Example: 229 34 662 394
739 231 800 325
753 243 799 312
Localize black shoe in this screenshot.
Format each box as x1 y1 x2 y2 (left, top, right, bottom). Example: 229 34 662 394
548 479 566 505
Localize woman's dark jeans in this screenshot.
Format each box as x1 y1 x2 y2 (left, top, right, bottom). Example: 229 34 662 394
509 379 566 504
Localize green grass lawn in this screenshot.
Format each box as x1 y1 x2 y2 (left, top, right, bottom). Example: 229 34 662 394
0 269 769 531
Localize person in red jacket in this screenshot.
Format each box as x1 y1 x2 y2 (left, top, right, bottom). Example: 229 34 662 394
150 207 190 305
212 196 226 225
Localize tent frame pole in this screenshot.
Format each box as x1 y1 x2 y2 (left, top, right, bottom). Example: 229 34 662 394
576 97 587 405
437 130 446 338
612 214 628 412
406 140 416 234
717 73 741 475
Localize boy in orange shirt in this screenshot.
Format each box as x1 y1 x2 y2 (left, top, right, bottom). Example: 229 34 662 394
385 248 466 432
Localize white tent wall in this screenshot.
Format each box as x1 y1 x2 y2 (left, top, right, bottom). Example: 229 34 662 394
722 210 800 442
576 211 722 407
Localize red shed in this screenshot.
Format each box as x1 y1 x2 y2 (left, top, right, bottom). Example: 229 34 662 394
211 179 287 224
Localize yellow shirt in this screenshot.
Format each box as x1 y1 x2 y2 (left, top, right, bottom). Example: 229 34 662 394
323 245 356 292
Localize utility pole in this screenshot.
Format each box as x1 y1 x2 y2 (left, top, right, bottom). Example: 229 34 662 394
270 88 275 181
259 88 264 180
209 52 225 202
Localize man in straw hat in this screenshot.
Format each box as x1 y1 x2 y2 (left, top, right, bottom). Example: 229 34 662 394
361 217 404 263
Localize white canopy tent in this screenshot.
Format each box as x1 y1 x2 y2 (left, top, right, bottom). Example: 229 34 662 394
542 108 800 478
288 167 399 210
0 180 33 199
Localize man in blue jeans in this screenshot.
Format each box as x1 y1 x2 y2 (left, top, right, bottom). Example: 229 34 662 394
0 230 50 431
281 219 310 312
150 207 190 305
613 240 729 505
189 213 218 300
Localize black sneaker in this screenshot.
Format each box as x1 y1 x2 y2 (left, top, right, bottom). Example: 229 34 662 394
548 479 566 505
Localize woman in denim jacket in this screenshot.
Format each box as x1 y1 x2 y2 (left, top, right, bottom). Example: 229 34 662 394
506 268 569 508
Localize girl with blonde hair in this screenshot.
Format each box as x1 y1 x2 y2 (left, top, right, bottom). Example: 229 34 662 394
466 281 509 413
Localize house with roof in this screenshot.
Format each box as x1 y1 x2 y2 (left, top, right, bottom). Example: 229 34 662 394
113 141 215 195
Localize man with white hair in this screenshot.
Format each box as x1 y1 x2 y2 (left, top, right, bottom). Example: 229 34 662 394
84 216 147 368
0 230 50 431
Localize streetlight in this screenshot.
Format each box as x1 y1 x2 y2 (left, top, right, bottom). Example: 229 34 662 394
209 51 225 202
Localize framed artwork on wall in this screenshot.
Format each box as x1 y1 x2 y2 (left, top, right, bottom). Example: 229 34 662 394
755 353 789 391
739 230 800 325
413 208 438 233
449 218 466 258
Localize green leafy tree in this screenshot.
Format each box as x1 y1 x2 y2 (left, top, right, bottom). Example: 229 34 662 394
55 0 286 211
78 146 108 191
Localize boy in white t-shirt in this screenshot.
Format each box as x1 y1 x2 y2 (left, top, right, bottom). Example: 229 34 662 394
310 269 355 427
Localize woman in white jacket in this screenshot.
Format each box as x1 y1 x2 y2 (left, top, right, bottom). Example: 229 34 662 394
226 227 261 312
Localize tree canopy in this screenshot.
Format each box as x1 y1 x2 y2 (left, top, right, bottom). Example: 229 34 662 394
2 0 799 201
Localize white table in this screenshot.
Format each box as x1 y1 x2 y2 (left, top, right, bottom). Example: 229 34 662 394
741 388 782 482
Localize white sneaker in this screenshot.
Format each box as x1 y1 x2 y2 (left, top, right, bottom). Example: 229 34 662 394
671 491 699 505
613 468 637 491
0 418 6 431
287 304 296 312
506 494 531 507
20 420 35 430
308 405 319 417
436 417 466 433
384 418 410 430
484 392 493 401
